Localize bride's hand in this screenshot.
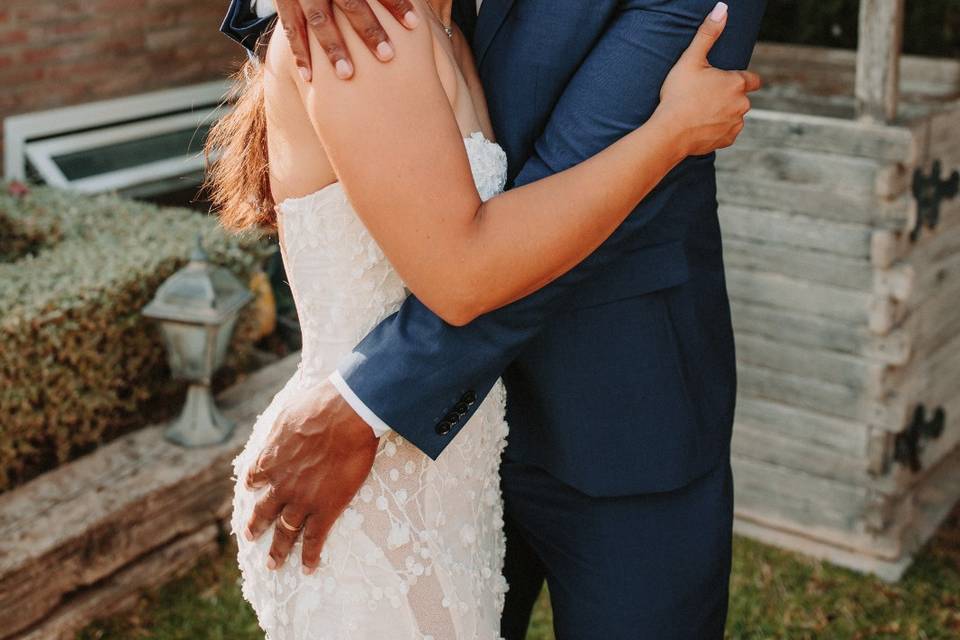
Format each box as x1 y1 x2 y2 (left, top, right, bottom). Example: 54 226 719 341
656 2 761 157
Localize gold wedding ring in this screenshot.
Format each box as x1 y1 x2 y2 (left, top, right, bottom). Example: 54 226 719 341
279 513 301 533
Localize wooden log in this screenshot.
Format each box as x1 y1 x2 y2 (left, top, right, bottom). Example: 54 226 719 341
732 454 901 555
900 279 960 364
720 204 874 260
715 145 896 198
855 0 905 123
12 526 221 640
737 362 908 431
732 422 906 495
888 331 960 470
717 168 913 229
729 299 911 364
725 267 872 325
735 443 960 581
0 354 299 640
738 109 917 163
722 236 874 291
870 188 960 268
901 245 960 318
736 332 886 395
735 396 870 456
920 104 960 168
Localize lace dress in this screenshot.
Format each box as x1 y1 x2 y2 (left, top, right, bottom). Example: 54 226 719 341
231 133 510 640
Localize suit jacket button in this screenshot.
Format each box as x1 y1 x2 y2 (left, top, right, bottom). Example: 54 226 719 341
454 401 469 414
463 390 477 405
445 412 459 423
435 421 453 435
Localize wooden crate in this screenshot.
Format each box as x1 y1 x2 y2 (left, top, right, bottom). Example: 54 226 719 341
721 1 960 580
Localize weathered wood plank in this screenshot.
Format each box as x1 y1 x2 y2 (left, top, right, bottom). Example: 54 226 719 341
735 332 886 397
734 396 870 456
735 443 960 582
0 354 299 639
720 204 874 260
729 298 912 365
750 43 960 101
737 362 908 431
715 146 898 198
924 104 960 167
717 168 913 229
725 268 872 325
732 455 899 554
733 518 910 582
731 422 906 492
12 526 221 640
855 0 905 123
723 236 875 291
738 109 917 163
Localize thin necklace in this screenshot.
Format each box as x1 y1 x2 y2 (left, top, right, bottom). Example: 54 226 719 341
424 1 454 39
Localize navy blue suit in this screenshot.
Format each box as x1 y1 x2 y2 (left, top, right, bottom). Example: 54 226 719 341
223 0 765 636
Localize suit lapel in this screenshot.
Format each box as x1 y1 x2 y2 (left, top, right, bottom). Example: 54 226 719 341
473 0 515 65
451 0 477 43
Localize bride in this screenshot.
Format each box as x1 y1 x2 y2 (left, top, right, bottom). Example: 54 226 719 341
206 0 757 637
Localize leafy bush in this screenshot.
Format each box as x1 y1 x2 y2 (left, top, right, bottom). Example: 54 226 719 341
0 184 270 492
760 0 960 58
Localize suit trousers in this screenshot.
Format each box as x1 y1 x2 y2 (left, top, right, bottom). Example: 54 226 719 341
499 454 734 639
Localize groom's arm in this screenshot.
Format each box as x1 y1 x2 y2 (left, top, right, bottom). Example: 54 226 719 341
338 0 767 455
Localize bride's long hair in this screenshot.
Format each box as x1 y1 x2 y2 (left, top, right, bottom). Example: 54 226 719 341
203 27 276 232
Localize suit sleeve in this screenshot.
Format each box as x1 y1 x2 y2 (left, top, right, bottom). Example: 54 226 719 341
339 0 765 458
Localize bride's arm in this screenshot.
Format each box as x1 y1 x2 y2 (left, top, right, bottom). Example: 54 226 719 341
293 3 757 326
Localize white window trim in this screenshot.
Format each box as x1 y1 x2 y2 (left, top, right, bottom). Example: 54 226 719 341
23 107 229 193
4 80 231 192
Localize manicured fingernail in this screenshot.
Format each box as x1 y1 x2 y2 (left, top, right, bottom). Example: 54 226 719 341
403 11 419 28
267 557 277 570
335 59 353 79
298 66 311 83
244 527 255 541
709 2 728 21
376 41 395 61
303 565 316 576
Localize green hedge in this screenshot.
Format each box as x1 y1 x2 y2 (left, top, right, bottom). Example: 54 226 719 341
0 183 270 492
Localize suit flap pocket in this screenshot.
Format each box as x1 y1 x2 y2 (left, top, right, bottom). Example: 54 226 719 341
566 241 690 311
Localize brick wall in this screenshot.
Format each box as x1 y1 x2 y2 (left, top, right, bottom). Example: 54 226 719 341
0 0 244 173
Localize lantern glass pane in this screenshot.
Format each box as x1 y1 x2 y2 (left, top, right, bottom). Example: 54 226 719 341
159 322 216 381
212 314 239 371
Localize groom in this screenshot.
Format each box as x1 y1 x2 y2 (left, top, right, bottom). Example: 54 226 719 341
222 0 765 637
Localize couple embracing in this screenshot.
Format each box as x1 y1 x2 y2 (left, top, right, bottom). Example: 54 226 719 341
212 0 765 637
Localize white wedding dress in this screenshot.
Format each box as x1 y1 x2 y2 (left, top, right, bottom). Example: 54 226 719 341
231 133 511 640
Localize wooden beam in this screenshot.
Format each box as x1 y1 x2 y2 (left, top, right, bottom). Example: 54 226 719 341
855 0 905 123
0 354 299 640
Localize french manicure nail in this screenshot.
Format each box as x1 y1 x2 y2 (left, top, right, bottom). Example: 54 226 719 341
335 59 353 79
376 41 395 61
298 66 311 83
303 565 316 576
244 527 255 542
709 2 728 22
403 11 419 28
267 557 277 570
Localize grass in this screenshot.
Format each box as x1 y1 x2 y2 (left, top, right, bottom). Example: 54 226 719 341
79 509 960 640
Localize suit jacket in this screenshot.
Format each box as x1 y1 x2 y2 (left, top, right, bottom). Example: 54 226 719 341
221 0 767 497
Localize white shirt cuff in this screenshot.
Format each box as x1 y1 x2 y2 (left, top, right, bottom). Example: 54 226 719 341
328 369 392 438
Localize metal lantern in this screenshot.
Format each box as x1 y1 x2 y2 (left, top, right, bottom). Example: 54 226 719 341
143 237 253 447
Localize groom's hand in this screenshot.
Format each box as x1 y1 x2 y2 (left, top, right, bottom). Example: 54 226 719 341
243 379 378 573
275 0 419 81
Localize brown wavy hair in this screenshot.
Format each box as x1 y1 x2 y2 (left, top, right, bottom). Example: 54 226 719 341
203 24 276 233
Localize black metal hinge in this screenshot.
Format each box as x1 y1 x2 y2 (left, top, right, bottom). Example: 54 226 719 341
893 405 946 473
911 160 959 242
